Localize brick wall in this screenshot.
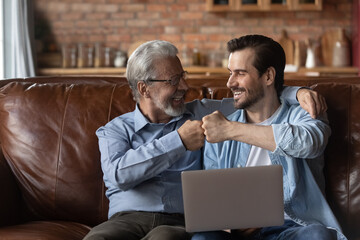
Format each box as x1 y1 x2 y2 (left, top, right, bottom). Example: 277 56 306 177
34 0 353 64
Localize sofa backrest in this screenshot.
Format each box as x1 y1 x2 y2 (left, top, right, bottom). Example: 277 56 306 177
0 76 128 88
312 82 360 239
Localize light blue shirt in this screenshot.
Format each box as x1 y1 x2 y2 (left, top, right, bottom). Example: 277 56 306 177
96 87 299 219
203 100 347 240
97 98 235 218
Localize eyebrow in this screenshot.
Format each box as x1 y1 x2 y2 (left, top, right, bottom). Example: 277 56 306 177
228 68 248 73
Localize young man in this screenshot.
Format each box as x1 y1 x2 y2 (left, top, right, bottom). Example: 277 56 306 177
194 35 346 240
83 40 328 240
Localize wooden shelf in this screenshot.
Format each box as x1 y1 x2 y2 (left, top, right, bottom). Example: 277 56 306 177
37 67 127 76
37 66 358 77
295 66 359 76
37 66 230 77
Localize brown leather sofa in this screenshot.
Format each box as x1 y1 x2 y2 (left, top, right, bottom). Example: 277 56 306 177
0 76 359 240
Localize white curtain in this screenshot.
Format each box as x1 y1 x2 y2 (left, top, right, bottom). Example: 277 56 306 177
2 0 36 79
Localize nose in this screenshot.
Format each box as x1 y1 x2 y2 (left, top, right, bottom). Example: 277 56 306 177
226 74 236 89
178 77 189 91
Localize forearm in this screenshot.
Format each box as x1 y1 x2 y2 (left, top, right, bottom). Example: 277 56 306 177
226 121 276 151
202 111 276 150
100 130 185 190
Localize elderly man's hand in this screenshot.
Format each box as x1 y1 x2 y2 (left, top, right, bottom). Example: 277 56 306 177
177 120 205 151
297 88 327 119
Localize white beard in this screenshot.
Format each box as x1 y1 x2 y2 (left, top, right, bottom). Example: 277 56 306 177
153 93 186 117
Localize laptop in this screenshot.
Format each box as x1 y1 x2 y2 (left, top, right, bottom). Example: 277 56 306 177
181 165 284 232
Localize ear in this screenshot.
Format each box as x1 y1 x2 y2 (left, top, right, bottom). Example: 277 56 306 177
264 67 276 86
137 81 150 98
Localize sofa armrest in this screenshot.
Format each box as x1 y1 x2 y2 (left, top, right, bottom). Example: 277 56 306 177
0 145 23 226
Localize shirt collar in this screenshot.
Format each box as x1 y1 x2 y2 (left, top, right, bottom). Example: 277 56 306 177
134 104 149 132
134 104 193 132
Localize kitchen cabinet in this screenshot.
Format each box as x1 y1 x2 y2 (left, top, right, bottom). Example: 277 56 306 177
206 0 322 12
292 0 322 11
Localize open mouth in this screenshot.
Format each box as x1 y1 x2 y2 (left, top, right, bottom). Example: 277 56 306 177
232 88 246 100
172 96 185 104
172 90 186 104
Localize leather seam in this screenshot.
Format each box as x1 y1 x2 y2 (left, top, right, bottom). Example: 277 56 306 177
54 84 72 213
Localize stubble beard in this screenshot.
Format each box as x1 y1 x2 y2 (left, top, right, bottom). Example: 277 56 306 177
233 86 265 110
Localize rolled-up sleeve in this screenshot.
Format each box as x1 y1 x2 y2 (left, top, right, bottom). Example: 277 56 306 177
272 106 331 159
281 86 301 105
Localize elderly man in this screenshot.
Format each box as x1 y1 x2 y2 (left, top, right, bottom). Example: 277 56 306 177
83 40 327 240
193 35 346 240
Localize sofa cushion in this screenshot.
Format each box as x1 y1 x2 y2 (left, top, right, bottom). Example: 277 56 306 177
0 221 90 240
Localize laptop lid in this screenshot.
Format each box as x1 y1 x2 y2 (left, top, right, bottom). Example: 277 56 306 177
181 165 284 232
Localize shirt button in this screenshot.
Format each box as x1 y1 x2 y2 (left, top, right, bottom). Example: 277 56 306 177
237 164 241 168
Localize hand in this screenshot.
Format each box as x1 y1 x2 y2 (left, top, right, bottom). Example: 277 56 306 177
296 88 327 119
202 111 231 143
177 120 205 151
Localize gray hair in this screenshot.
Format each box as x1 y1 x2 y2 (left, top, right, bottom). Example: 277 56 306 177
126 40 179 102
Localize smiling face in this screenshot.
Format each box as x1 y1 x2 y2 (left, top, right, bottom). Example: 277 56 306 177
227 48 265 110
147 56 189 118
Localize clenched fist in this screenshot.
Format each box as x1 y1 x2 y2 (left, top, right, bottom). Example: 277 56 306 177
202 111 232 143
177 120 205 151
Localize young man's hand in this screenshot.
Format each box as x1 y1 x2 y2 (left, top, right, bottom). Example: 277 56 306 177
296 88 327 119
202 111 232 143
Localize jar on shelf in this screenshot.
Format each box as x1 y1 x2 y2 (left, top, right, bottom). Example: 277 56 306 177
104 47 114 67
86 46 94 68
181 44 191 67
332 29 350 67
94 42 103 68
208 51 222 67
77 43 85 68
61 44 77 68
114 50 127 68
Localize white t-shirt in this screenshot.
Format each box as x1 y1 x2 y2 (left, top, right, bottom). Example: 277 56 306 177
244 105 291 220
245 106 280 167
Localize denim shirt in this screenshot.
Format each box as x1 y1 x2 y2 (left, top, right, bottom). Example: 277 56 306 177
203 101 347 240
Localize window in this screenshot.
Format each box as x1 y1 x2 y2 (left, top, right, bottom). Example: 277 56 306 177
0 0 4 78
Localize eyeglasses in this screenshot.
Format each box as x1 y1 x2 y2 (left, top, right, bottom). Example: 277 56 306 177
146 71 188 86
